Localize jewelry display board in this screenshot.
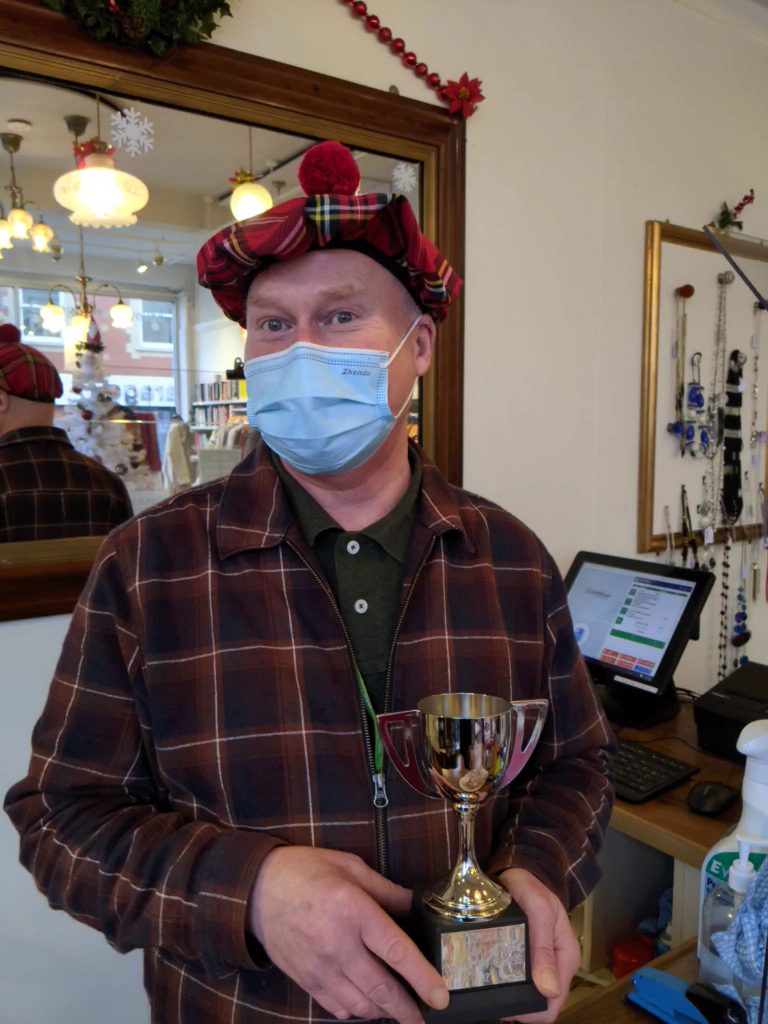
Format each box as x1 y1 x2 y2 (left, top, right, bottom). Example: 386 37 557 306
639 221 768 553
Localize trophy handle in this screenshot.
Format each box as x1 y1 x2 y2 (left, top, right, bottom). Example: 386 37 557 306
377 710 441 798
500 699 549 788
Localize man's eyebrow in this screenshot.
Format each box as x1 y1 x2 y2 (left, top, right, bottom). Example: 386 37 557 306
247 283 369 309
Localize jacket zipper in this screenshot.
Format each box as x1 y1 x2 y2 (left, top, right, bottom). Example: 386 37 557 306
378 534 437 877
286 533 436 878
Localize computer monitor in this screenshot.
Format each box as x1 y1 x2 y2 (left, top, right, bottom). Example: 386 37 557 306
564 551 715 728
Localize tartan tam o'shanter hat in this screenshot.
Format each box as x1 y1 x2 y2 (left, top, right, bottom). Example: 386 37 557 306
197 141 462 326
0 324 63 403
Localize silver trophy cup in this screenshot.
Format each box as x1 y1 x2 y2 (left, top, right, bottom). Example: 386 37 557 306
378 693 548 920
378 693 549 1023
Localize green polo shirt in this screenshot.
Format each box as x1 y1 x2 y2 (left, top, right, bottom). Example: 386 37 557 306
273 451 421 711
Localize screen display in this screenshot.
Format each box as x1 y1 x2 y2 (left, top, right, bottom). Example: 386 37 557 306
568 561 697 685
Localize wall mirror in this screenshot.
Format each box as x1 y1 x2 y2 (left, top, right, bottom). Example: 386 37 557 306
0 0 465 621
638 220 768 553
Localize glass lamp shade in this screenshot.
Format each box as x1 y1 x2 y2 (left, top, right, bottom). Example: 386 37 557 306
68 312 91 344
62 320 85 372
8 206 33 240
53 153 149 228
109 301 134 329
0 219 13 249
40 301 66 333
30 220 54 253
230 180 273 221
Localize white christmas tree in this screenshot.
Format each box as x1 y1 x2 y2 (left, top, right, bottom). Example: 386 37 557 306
58 317 156 489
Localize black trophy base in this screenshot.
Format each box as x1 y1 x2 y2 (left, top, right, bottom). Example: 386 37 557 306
410 893 547 1024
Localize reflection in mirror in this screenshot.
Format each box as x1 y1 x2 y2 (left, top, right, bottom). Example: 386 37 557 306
638 221 768 553
0 74 425 526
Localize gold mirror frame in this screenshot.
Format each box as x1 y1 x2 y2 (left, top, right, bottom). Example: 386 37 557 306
0 0 465 621
638 220 767 552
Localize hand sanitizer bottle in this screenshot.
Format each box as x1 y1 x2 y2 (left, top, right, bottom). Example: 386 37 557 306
698 720 768 960
699 846 755 989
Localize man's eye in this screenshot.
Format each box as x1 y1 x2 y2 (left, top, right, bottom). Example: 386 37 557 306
330 311 354 325
263 318 287 332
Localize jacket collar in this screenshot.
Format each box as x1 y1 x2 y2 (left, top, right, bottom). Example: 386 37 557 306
217 440 473 559
0 426 72 449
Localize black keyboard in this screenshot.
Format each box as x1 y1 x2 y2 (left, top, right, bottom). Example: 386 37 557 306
612 739 698 803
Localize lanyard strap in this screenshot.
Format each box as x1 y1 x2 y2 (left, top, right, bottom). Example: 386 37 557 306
354 666 383 773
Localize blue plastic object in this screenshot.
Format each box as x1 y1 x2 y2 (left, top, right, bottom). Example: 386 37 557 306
626 967 709 1024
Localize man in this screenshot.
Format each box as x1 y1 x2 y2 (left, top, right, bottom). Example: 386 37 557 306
5 143 613 1024
0 323 132 541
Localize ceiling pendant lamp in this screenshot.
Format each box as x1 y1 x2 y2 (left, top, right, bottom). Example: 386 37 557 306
229 126 273 222
1 130 51 246
53 110 149 229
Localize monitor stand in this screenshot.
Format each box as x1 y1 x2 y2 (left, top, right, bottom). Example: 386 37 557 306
596 680 680 731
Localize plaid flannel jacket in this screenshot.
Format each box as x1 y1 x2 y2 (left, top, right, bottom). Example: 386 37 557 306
0 426 133 542
5 441 614 1023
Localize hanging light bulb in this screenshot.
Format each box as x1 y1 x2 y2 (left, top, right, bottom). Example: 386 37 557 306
229 126 273 221
29 218 54 253
69 311 91 342
40 301 67 333
54 149 149 227
1 131 37 243
7 205 33 239
109 301 134 330
54 106 149 229
230 177 273 220
0 214 12 250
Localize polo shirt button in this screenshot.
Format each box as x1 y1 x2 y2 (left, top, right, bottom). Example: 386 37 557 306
347 539 360 555
354 598 368 614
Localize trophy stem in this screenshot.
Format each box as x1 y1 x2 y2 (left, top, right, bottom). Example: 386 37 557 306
422 801 511 921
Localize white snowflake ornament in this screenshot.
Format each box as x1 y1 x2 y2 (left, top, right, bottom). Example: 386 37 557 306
110 107 155 158
391 162 419 195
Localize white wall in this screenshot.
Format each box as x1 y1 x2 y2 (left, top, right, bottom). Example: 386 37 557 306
0 616 146 1022
213 0 768 693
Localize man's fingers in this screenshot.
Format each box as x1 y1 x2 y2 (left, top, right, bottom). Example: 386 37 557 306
345 857 413 917
359 901 449 1011
342 953 424 1024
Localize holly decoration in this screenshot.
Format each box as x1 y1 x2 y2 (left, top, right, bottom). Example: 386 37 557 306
339 0 485 118
714 188 756 232
42 0 233 57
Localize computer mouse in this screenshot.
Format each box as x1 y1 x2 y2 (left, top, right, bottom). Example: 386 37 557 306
686 780 740 816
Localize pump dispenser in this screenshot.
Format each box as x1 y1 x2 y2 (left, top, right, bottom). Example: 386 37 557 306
700 838 766 1004
698 720 768 962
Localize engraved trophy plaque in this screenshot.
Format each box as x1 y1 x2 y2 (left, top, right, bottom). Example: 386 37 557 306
378 693 549 1024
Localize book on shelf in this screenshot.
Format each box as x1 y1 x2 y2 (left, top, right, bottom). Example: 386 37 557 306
193 377 247 403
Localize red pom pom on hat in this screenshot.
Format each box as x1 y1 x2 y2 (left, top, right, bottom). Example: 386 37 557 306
297 141 361 197
0 323 21 345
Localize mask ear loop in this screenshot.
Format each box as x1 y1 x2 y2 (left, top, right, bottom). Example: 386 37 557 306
383 315 424 421
382 315 423 368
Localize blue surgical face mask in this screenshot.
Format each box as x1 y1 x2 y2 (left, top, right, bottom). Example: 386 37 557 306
244 316 421 475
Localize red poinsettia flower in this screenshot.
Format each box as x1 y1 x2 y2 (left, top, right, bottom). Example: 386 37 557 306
441 72 485 119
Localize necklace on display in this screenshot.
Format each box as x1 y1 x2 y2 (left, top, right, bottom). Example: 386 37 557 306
698 471 717 568
731 535 751 668
705 272 734 532
680 484 699 569
663 504 675 565
686 352 709 457
721 348 748 525
718 530 733 682
669 284 695 453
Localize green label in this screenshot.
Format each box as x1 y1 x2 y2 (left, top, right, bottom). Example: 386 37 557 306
608 629 665 649
703 851 766 893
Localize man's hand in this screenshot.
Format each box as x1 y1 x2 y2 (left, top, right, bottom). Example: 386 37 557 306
498 868 581 1023
248 846 450 1023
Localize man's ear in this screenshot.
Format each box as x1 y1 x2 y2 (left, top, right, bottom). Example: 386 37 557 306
0 390 10 414
413 316 437 378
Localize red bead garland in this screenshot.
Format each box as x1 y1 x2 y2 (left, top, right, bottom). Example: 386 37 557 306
339 0 485 114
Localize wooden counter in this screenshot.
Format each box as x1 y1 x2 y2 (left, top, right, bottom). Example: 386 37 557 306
610 700 743 868
559 939 698 1024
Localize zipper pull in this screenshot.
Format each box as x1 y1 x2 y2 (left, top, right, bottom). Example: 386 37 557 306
372 771 389 808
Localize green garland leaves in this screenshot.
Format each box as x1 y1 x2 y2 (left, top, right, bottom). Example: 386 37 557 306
43 0 233 57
